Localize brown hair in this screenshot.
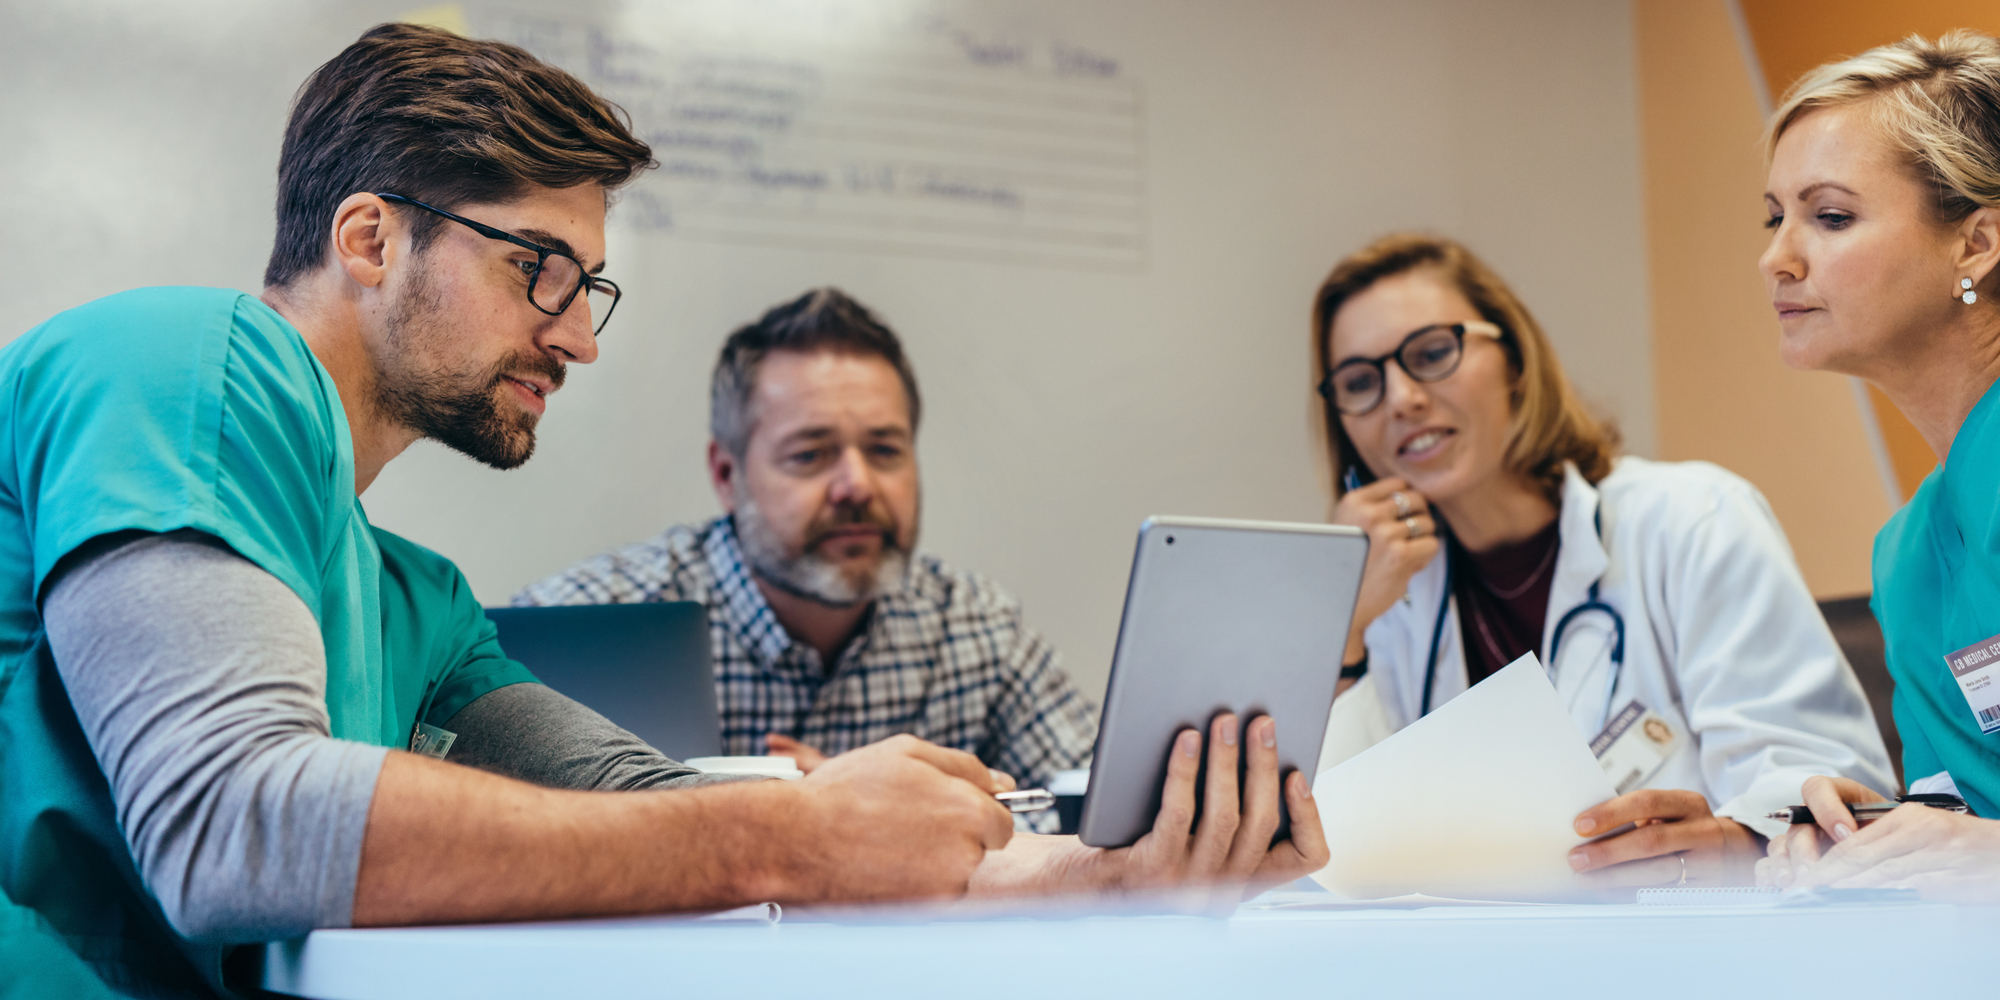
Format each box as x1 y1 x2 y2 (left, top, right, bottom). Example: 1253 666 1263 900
1766 30 2000 226
1311 233 1618 503
264 23 657 288
711 288 922 458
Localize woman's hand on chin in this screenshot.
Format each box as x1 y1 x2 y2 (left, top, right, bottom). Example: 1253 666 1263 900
1333 476 1441 657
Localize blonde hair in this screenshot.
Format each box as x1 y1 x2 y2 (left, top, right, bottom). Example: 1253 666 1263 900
1311 233 1619 503
1767 29 2000 223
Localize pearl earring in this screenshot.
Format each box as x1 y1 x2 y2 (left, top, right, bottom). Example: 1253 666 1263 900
1963 277 1979 305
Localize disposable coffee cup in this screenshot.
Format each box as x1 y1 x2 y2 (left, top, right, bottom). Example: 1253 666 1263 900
684 755 804 780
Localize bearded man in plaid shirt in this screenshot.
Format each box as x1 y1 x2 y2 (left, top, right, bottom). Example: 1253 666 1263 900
515 288 1097 824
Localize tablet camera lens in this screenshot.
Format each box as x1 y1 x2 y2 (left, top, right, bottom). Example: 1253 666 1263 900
1165 535 1175 545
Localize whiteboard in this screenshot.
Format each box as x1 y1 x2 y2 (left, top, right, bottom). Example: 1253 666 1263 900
482 5 1149 270
0 0 1651 703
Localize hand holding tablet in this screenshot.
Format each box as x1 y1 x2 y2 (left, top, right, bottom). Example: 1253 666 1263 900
969 710 1329 906
1080 517 1368 848
1093 713 1328 903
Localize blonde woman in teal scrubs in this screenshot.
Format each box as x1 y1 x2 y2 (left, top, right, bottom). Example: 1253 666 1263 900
1760 31 2000 899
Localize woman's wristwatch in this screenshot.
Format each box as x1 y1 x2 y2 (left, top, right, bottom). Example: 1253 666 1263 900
1339 650 1369 680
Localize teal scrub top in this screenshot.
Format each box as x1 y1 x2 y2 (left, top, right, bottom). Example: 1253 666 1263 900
0 288 537 998
1873 376 2000 818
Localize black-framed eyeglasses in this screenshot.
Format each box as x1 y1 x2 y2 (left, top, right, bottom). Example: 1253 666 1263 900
1317 321 1504 416
375 192 622 336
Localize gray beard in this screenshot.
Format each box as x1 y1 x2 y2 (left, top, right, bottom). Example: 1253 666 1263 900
732 495 910 608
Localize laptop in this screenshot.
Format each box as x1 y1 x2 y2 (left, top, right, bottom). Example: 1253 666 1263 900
484 603 721 762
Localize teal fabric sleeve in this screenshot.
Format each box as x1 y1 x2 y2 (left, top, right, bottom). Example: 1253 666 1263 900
372 527 539 735
9 288 344 613
1891 685 1944 789
1874 589 1944 789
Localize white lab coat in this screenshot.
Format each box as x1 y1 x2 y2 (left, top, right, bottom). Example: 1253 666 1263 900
1317 457 1895 838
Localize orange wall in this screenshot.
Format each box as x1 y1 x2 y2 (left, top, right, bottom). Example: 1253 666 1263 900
1636 0 1888 597
1740 0 2000 101
1736 0 2000 500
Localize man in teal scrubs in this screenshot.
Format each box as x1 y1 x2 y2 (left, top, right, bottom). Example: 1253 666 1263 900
0 22 1326 999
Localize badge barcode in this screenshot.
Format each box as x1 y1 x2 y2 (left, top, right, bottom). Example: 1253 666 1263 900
1981 704 2000 726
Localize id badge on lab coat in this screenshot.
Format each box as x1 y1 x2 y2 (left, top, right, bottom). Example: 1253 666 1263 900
1588 700 1680 794
1944 633 2000 735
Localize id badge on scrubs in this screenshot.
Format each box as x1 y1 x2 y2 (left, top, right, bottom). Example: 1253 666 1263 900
1589 700 1680 795
1943 634 2000 735
409 722 457 760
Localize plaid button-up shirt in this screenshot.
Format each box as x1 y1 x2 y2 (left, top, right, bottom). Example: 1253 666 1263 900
512 516 1097 817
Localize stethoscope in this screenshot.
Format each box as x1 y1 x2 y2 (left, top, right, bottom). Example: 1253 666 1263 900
1415 507 1627 722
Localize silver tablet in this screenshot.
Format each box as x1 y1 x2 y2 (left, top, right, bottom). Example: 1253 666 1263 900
1077 516 1368 848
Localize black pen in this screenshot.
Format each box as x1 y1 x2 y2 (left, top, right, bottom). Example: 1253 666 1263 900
1767 793 1970 826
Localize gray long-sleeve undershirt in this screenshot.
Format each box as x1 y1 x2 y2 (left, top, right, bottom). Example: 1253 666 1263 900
44 531 723 944
442 681 737 791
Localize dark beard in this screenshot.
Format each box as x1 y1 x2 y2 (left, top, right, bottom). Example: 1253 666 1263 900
375 271 566 470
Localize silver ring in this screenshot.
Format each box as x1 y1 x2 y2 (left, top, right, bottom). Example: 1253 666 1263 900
1677 854 1688 886
1390 491 1413 518
1404 516 1424 540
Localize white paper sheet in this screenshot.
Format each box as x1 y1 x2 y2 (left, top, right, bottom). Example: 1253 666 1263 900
1309 654 1617 902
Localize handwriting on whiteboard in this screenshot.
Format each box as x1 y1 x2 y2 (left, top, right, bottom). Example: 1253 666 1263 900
483 11 1146 271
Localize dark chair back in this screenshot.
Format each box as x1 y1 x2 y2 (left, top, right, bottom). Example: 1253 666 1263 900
484 603 721 761
1819 596 1902 788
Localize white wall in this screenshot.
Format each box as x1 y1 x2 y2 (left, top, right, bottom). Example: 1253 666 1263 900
0 0 1649 704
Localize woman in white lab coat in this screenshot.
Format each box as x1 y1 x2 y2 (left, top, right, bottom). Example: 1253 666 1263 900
1312 233 1893 888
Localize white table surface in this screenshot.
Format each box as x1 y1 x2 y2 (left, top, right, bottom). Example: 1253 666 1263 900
260 895 2000 999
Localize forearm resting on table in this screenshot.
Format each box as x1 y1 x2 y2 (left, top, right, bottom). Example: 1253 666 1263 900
966 834 1107 898
354 754 809 925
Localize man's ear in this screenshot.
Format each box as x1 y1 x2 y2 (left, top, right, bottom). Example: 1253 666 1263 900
708 440 740 513
1957 205 2000 291
328 193 399 291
